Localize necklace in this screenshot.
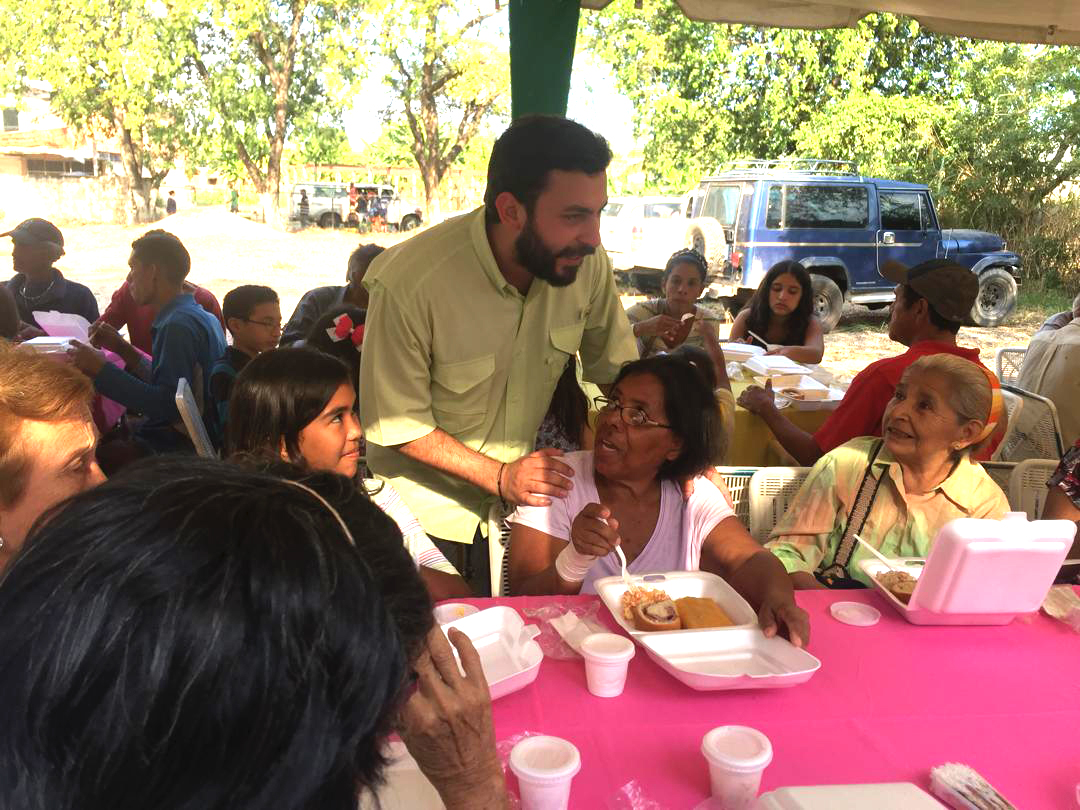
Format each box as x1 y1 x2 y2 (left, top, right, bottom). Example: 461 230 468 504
19 274 57 305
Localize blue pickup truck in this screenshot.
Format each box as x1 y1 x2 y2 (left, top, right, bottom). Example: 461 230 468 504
676 159 1021 330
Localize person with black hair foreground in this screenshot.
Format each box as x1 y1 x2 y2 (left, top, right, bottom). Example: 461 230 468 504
2 217 98 337
729 260 824 364
66 229 227 456
625 248 730 383
0 284 17 339
280 243 384 345
534 356 594 453
739 259 1003 466
360 116 638 595
226 347 470 600
507 355 808 645
210 284 281 426
0 458 509 810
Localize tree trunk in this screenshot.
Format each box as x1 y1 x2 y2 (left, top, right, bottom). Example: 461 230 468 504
112 112 154 224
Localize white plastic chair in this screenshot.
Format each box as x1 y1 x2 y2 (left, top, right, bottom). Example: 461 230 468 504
994 346 1027 386
487 501 512 597
715 466 759 529
1007 459 1059 519
175 377 216 458
979 461 1015 498
994 385 1065 462
748 467 811 542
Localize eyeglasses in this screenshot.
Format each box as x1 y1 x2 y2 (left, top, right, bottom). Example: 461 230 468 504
594 396 671 429
241 318 281 331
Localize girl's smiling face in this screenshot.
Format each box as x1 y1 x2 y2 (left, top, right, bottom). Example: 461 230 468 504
293 383 363 477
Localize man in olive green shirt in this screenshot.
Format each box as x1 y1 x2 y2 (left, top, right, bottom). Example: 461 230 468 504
360 116 638 593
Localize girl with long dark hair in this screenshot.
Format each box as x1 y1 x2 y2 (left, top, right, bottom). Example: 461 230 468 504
730 260 824 364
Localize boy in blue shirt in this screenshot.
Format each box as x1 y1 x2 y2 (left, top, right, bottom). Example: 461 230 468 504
210 284 281 428
68 230 227 459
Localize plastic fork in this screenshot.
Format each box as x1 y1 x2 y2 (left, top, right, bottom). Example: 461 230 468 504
614 544 638 593
853 533 904 572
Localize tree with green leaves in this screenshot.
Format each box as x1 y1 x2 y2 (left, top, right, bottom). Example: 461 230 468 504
0 0 198 223
187 0 365 226
373 0 509 218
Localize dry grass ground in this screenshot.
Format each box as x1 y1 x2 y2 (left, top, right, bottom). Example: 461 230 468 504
0 208 1051 373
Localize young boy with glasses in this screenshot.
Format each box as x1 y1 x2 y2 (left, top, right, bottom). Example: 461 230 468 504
211 285 281 426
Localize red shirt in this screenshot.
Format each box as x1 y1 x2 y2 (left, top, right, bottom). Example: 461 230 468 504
813 341 1002 461
98 280 224 354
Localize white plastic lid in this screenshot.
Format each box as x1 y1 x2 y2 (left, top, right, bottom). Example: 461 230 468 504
509 735 582 783
829 601 881 627
579 632 635 663
701 726 773 773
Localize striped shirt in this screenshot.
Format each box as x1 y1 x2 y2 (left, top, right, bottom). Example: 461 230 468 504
765 437 1009 586
366 479 459 575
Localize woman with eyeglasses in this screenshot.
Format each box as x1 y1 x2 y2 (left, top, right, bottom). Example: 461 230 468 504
507 355 809 646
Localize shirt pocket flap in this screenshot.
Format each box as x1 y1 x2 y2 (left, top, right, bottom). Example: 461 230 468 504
549 320 585 355
431 353 495 395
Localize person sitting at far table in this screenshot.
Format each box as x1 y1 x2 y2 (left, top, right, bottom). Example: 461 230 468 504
1035 290 1080 333
1043 438 1080 584
625 248 730 384
209 284 281 427
97 278 223 356
1016 309 1080 447
729 260 824 364
738 258 1004 466
225 347 471 601
0 341 106 574
766 354 1009 589
507 354 809 646
0 458 509 810
280 243 384 345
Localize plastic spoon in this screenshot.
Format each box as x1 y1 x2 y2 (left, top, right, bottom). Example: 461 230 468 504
747 328 781 353
853 533 904 572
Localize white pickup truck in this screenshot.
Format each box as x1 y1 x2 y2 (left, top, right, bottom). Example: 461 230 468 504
600 194 727 292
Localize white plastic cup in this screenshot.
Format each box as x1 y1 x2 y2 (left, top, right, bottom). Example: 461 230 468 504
579 632 635 697
509 735 581 810
700 726 773 810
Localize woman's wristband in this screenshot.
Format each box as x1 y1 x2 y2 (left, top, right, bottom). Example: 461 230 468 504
555 544 597 583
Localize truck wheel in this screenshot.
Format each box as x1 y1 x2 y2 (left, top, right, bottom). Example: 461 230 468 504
684 218 726 269
811 274 844 333
318 212 341 229
401 214 421 231
970 267 1017 327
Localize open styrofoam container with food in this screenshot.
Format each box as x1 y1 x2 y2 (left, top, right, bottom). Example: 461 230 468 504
594 571 820 691
441 606 542 700
720 342 765 363
858 513 1074 625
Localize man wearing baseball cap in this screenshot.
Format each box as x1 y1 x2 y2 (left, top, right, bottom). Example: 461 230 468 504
2 218 99 336
739 258 1004 464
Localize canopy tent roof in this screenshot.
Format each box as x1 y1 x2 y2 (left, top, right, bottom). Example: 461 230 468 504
579 0 1080 46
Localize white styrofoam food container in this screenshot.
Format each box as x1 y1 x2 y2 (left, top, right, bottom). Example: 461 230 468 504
21 336 73 355
744 355 808 377
441 606 543 700
721 342 765 362
752 783 945 809
595 571 820 691
859 513 1075 625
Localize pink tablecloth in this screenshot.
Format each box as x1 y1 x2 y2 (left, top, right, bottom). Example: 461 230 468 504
455 590 1080 809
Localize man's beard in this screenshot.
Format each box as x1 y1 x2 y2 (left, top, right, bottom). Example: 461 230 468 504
514 218 595 288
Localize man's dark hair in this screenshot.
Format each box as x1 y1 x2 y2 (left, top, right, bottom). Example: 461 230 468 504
0 456 431 810
225 346 353 463
347 243 385 283
901 283 963 334
484 115 612 226
222 284 279 328
305 305 365 393
612 354 724 480
130 229 191 284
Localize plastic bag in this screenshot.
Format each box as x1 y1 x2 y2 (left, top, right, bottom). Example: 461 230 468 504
1042 585 1080 633
606 780 670 810
521 601 608 660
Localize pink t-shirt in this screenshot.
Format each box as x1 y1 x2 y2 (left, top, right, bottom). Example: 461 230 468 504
507 451 734 594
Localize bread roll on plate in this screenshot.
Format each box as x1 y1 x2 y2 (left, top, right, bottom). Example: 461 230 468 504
632 599 681 631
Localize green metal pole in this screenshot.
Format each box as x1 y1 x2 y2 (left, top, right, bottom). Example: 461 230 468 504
509 0 581 119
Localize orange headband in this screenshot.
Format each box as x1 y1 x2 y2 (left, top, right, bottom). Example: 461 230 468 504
974 365 1003 444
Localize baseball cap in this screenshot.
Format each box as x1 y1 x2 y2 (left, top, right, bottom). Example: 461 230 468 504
880 258 977 324
0 218 65 250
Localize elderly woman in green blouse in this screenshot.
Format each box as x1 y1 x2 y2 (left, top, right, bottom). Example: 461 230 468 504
767 354 1009 588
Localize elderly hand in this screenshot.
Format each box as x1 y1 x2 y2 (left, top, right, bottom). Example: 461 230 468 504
66 340 108 377
570 502 621 557
756 588 810 648
399 626 509 810
89 321 129 354
500 448 574 507
737 379 776 415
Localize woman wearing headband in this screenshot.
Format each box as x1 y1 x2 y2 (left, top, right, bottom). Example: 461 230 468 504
729 260 824 364
0 458 508 810
766 353 1009 588
624 248 730 385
